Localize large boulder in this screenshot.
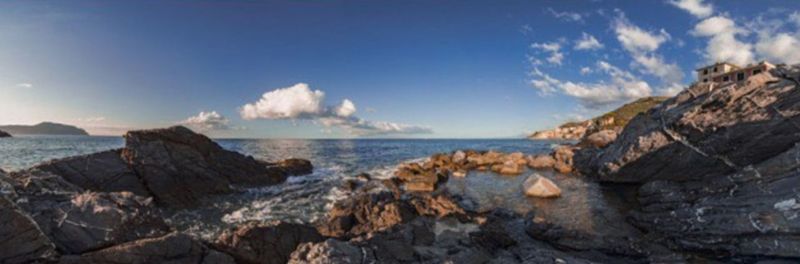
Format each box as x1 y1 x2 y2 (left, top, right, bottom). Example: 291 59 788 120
577 68 799 183
121 126 304 208
34 149 149 196
215 221 323 264
60 232 235 264
317 191 416 238
46 192 170 254
0 195 57 263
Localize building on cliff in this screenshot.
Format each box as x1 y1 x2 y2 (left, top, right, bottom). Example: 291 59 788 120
696 61 775 84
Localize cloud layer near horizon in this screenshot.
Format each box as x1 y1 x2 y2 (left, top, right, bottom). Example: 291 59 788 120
239 83 432 136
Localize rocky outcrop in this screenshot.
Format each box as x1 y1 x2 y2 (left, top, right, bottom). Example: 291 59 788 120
215 221 323 264
35 149 149 196
577 129 618 148
122 126 301 208
572 65 800 259
0 130 10 137
60 232 235 264
26 126 313 208
0 195 56 263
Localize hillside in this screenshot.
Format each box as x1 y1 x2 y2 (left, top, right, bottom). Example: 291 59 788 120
0 122 89 136
529 96 668 140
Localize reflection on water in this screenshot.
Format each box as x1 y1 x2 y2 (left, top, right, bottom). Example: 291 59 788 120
446 168 637 238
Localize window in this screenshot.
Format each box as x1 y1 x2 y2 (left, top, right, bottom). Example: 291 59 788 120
714 67 718 72
703 69 708 75
737 72 745 81
723 76 729 82
753 69 762 74
703 78 708 82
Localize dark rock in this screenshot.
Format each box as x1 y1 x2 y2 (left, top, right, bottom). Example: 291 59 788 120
34 149 149 196
45 192 170 254
0 195 57 263
317 191 416 238
215 221 323 264
121 126 301 208
276 158 314 176
61 232 234 264
0 130 10 137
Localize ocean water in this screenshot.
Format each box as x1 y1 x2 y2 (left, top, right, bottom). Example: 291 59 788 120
0 136 568 238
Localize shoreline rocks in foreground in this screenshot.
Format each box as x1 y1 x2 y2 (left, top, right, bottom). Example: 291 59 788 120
0 126 313 263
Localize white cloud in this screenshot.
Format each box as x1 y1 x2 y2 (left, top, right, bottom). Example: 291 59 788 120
574 33 603 50
531 42 564 65
755 33 800 64
580 67 592 75
614 15 670 53
240 83 325 120
548 8 583 23
333 99 356 117
76 117 106 123
613 12 684 87
240 83 432 136
791 11 800 27
668 0 713 18
16 83 33 88
691 16 753 65
530 61 652 108
181 111 231 132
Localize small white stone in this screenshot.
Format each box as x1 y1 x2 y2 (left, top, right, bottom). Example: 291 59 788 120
521 174 561 198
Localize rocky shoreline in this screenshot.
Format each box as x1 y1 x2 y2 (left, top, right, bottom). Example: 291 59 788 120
2 65 800 263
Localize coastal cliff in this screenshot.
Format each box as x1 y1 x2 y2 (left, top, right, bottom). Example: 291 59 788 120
529 96 667 140
0 122 88 136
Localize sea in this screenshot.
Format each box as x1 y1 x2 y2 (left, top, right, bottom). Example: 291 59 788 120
0 135 577 238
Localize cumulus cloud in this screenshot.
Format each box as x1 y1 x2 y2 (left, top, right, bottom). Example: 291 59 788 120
548 8 583 23
613 12 684 88
614 14 670 53
691 16 753 65
240 83 432 136
181 111 231 132
668 0 713 18
747 13 800 65
531 42 564 65
580 67 592 75
530 61 652 108
240 83 325 120
574 33 603 50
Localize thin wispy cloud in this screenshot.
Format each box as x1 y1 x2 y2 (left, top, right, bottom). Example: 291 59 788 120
531 41 564 65
547 8 584 23
239 83 432 136
574 32 603 50
530 61 652 108
16 83 33 88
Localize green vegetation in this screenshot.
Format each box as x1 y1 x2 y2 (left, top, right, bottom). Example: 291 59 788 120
593 96 668 130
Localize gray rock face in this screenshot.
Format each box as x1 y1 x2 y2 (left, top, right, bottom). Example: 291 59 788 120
577 69 799 183
215 221 323 264
6 169 170 254
0 195 56 264
60 232 235 264
289 239 369 264
122 126 297 208
572 65 800 259
35 149 149 196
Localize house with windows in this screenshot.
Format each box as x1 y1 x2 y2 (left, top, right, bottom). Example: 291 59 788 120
696 61 775 84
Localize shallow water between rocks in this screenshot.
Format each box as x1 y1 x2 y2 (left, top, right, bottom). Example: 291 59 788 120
0 136 641 241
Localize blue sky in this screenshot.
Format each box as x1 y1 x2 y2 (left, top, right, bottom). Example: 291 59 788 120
1 0 799 138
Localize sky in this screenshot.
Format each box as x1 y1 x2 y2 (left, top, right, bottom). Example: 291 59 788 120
1 0 799 138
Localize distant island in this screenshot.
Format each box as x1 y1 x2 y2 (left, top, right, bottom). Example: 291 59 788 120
0 130 10 138
0 122 89 136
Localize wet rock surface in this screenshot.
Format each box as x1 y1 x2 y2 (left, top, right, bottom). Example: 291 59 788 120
215 221 323 264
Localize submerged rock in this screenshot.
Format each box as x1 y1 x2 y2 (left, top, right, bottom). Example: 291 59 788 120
521 174 561 198
215 221 323 264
